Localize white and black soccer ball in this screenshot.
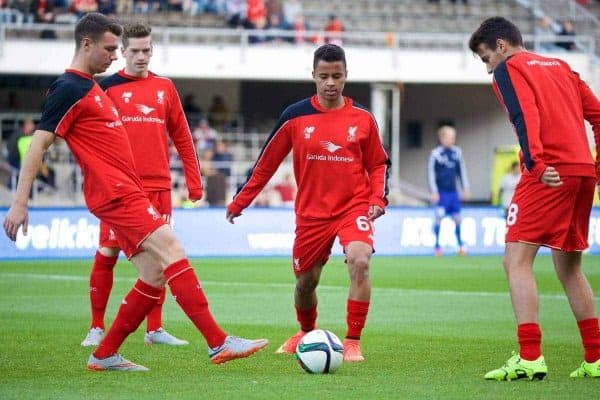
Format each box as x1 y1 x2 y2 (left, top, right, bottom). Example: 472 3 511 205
295 329 344 374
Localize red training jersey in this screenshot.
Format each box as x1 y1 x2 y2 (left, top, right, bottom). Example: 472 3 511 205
492 51 600 181
100 70 202 199
37 69 143 212
228 95 390 220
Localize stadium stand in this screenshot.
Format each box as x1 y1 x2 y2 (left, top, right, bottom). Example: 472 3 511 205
1 0 599 208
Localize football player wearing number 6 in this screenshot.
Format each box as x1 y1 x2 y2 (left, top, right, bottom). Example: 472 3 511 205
470 17 600 381
226 44 391 362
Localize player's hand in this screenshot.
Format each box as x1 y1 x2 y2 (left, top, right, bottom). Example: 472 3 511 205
3 203 28 242
540 166 562 188
431 192 439 204
368 205 385 221
226 209 241 224
188 189 203 202
462 190 470 201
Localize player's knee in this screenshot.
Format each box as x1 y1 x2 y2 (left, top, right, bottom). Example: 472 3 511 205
296 275 319 294
161 235 186 261
348 256 370 284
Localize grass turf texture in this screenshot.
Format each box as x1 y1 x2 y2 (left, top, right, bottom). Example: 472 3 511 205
0 255 599 399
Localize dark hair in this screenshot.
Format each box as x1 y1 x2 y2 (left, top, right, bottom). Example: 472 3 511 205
511 161 519 169
75 12 122 50
122 22 152 48
468 16 523 53
313 44 346 70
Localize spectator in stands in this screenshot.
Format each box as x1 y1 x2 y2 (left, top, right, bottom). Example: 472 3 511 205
5 118 29 171
274 171 295 207
224 0 245 27
211 139 232 177
17 117 55 190
7 0 33 24
535 16 563 52
182 93 203 125
291 13 309 44
265 0 280 17
97 0 116 17
555 20 577 51
192 118 219 156
324 14 343 46
200 149 227 206
116 0 131 14
497 161 521 219
207 94 230 129
246 0 266 28
282 0 301 25
71 0 98 18
30 0 56 39
133 0 149 13
192 0 223 15
265 12 290 43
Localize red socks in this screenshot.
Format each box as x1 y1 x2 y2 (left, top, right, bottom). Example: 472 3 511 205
164 259 227 348
146 288 165 332
577 318 600 363
518 323 542 361
296 306 317 332
89 251 118 329
94 279 162 359
346 299 370 340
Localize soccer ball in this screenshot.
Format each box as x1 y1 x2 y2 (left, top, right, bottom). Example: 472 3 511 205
295 329 344 374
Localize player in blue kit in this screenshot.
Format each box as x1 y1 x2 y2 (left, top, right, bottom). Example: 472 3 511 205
427 125 470 256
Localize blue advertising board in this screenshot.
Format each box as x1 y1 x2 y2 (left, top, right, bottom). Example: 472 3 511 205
1 207 599 259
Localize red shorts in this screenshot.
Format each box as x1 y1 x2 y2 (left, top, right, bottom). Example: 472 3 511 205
95 191 170 259
292 209 375 276
505 174 595 252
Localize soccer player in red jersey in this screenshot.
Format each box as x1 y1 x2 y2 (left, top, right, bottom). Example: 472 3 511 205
2 13 267 371
469 17 600 380
80 22 200 348
226 44 391 362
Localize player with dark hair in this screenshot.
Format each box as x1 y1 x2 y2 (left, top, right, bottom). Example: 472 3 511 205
469 16 600 380
427 125 469 256
226 43 391 362
3 12 267 371
80 22 201 347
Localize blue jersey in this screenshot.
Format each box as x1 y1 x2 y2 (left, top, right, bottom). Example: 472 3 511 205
428 145 469 193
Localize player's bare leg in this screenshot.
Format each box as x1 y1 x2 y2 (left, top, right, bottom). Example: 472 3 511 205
484 242 547 380
552 249 600 377
276 263 324 354
344 241 373 362
503 242 540 324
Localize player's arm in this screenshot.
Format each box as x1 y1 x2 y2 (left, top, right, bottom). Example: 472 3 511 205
427 151 439 204
494 63 548 183
362 117 390 221
3 130 55 241
576 73 600 184
456 147 470 200
167 85 203 201
226 119 293 224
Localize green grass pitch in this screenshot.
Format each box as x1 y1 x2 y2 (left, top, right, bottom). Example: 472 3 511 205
1 255 599 399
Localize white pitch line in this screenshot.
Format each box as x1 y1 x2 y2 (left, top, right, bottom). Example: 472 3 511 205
1 272 595 301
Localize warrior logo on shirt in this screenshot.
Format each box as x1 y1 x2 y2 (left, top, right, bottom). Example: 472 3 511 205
304 126 315 139
347 126 357 142
122 92 132 103
157 90 165 104
135 104 155 115
110 107 119 118
293 258 300 270
94 95 103 108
